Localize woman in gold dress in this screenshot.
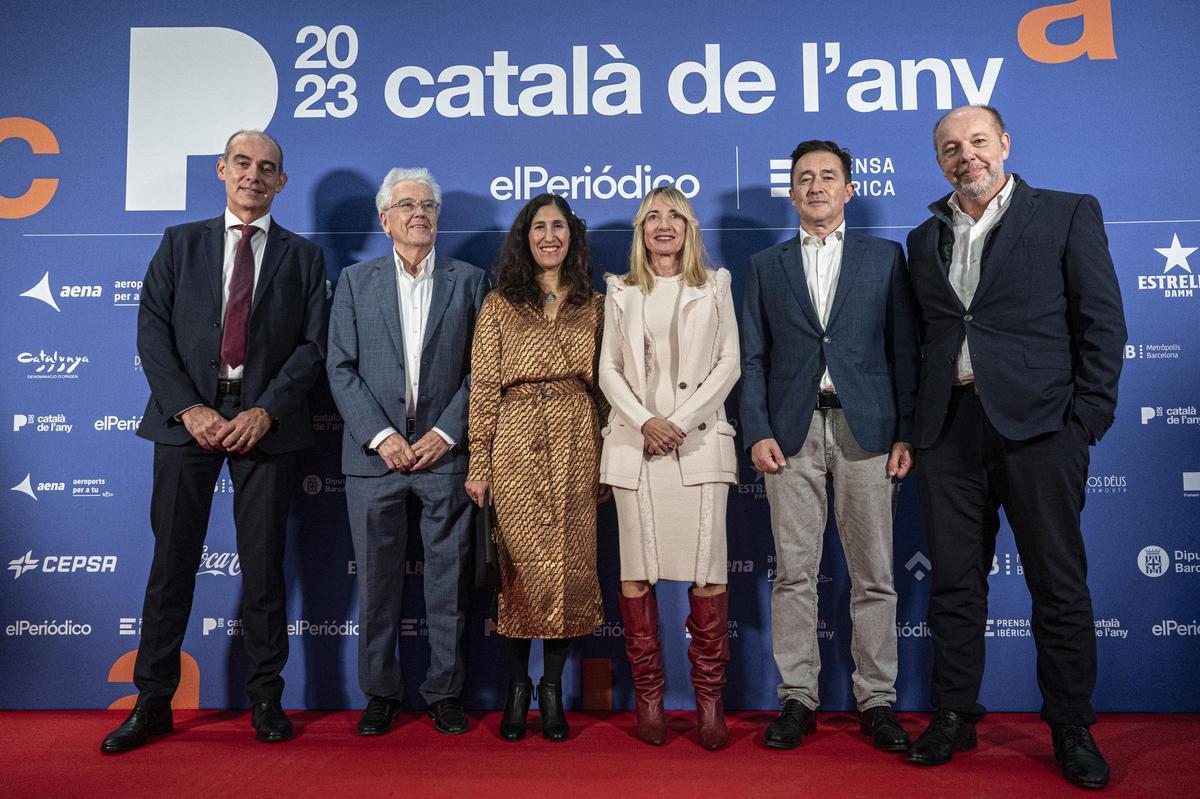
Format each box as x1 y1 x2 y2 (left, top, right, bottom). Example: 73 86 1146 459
465 193 608 742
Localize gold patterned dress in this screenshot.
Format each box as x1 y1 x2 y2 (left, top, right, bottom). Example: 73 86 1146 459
468 290 608 638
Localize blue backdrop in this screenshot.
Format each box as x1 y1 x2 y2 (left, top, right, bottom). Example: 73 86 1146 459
2 0 1198 712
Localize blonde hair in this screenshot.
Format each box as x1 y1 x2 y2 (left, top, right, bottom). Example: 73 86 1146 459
624 187 711 293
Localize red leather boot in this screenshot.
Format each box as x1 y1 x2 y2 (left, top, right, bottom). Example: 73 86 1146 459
618 590 667 745
686 589 730 750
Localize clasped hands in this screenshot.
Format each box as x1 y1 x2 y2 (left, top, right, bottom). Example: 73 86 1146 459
642 416 686 457
181 405 271 454
377 431 450 472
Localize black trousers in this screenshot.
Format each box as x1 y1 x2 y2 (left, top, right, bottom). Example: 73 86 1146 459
133 393 298 707
915 389 1097 725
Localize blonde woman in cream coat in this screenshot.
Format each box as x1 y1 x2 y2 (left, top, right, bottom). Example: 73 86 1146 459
598 186 740 750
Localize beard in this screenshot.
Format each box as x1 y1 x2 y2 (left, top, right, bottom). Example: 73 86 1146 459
954 165 1001 202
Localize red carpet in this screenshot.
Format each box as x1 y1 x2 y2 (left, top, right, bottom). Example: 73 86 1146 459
1 711 1194 797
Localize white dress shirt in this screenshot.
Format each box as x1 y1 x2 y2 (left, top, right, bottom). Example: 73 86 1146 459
947 175 1015 383
368 247 455 450
219 208 271 379
800 221 846 392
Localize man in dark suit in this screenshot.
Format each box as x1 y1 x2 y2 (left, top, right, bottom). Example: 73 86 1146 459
904 105 1126 789
327 168 488 737
741 140 920 752
102 130 328 753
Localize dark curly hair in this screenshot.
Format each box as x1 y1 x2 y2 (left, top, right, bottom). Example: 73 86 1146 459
494 193 593 307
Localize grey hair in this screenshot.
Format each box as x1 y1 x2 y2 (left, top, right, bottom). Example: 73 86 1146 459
223 129 284 171
375 167 442 214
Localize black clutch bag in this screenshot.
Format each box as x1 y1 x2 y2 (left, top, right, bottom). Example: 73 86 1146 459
474 494 500 590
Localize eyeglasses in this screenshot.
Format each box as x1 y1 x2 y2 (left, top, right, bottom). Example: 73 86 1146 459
387 199 441 215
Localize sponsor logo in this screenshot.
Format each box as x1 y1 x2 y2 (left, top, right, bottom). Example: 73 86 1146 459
1125 343 1183 361
491 164 700 202
990 552 1023 576
769 155 896 198
7 550 117 579
196 546 240 577
18 350 89 379
1137 545 1170 577
94 414 142 432
19 273 108 312
301 474 346 495
112 280 142 308
905 552 931 581
1087 473 1127 494
12 413 72 433
202 617 242 636
119 617 141 636
985 618 1031 638
213 477 235 494
1152 619 1200 637
1137 234 1198 298
897 621 932 639
1170 549 1200 574
347 559 423 576
133 355 143 372
1184 472 1200 497
1094 618 1127 639
591 620 625 638
1140 405 1199 426
727 559 754 573
311 413 344 432
684 619 741 640
9 473 113 500
5 619 93 636
289 619 359 637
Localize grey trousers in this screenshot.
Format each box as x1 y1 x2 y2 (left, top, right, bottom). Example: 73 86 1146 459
765 408 899 711
346 468 473 705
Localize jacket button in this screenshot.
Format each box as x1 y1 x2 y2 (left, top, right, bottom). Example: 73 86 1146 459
209 359 219 368
678 382 687 389
212 321 220 328
823 336 832 343
698 422 707 431
964 314 973 322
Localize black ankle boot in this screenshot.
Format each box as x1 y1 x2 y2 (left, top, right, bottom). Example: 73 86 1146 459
499 679 533 741
537 680 569 742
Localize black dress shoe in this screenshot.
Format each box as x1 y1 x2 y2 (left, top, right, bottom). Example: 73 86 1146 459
499 679 533 741
100 704 173 753
860 704 911 752
427 697 469 735
907 709 976 765
764 699 816 749
357 696 403 736
251 700 292 743
1052 724 1110 789
537 680 569 742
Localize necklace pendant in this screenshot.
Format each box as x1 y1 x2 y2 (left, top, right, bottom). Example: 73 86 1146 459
545 292 557 302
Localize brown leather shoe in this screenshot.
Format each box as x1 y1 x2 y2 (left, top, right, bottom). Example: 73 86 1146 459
619 590 667 745
686 590 730 751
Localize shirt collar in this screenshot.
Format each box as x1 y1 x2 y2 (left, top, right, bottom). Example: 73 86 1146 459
948 173 1015 219
394 246 436 280
224 208 272 234
800 220 846 246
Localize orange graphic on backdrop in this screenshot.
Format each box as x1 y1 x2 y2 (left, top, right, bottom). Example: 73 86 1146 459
1018 0 1117 63
0 117 59 219
107 649 200 710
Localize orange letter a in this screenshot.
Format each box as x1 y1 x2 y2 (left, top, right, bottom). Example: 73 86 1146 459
1018 0 1117 64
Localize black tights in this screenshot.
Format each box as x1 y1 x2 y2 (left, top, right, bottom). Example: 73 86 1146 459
506 637 572 684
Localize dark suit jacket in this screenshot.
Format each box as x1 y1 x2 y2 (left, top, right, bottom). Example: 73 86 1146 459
326 253 490 477
136 215 330 454
905 176 1127 447
740 230 920 456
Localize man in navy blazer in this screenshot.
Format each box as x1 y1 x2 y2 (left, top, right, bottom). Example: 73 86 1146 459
103 130 329 753
903 106 1125 790
327 167 488 737
741 140 920 752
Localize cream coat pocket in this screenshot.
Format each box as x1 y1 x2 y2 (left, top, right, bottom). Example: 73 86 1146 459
599 420 644 490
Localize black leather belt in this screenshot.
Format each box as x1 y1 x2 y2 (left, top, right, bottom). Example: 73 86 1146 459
952 381 980 396
815 392 842 410
217 379 242 396
406 418 417 436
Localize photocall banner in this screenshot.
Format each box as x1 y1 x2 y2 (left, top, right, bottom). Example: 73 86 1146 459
2 0 1198 712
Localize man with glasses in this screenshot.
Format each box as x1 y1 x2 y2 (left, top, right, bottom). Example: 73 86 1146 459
327 167 490 736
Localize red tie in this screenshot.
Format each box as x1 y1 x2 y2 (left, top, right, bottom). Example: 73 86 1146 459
220 224 260 369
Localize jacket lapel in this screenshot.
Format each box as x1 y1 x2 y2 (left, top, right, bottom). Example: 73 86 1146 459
610 281 647 399
250 222 288 318
971 179 1037 306
824 233 864 329
204 216 225 315
374 255 406 361
677 282 707 369
422 256 456 352
777 236 823 332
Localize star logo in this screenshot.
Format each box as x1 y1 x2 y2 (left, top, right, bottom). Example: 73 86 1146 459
10 474 37 500
8 550 39 580
18 273 61 312
1155 234 1196 274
